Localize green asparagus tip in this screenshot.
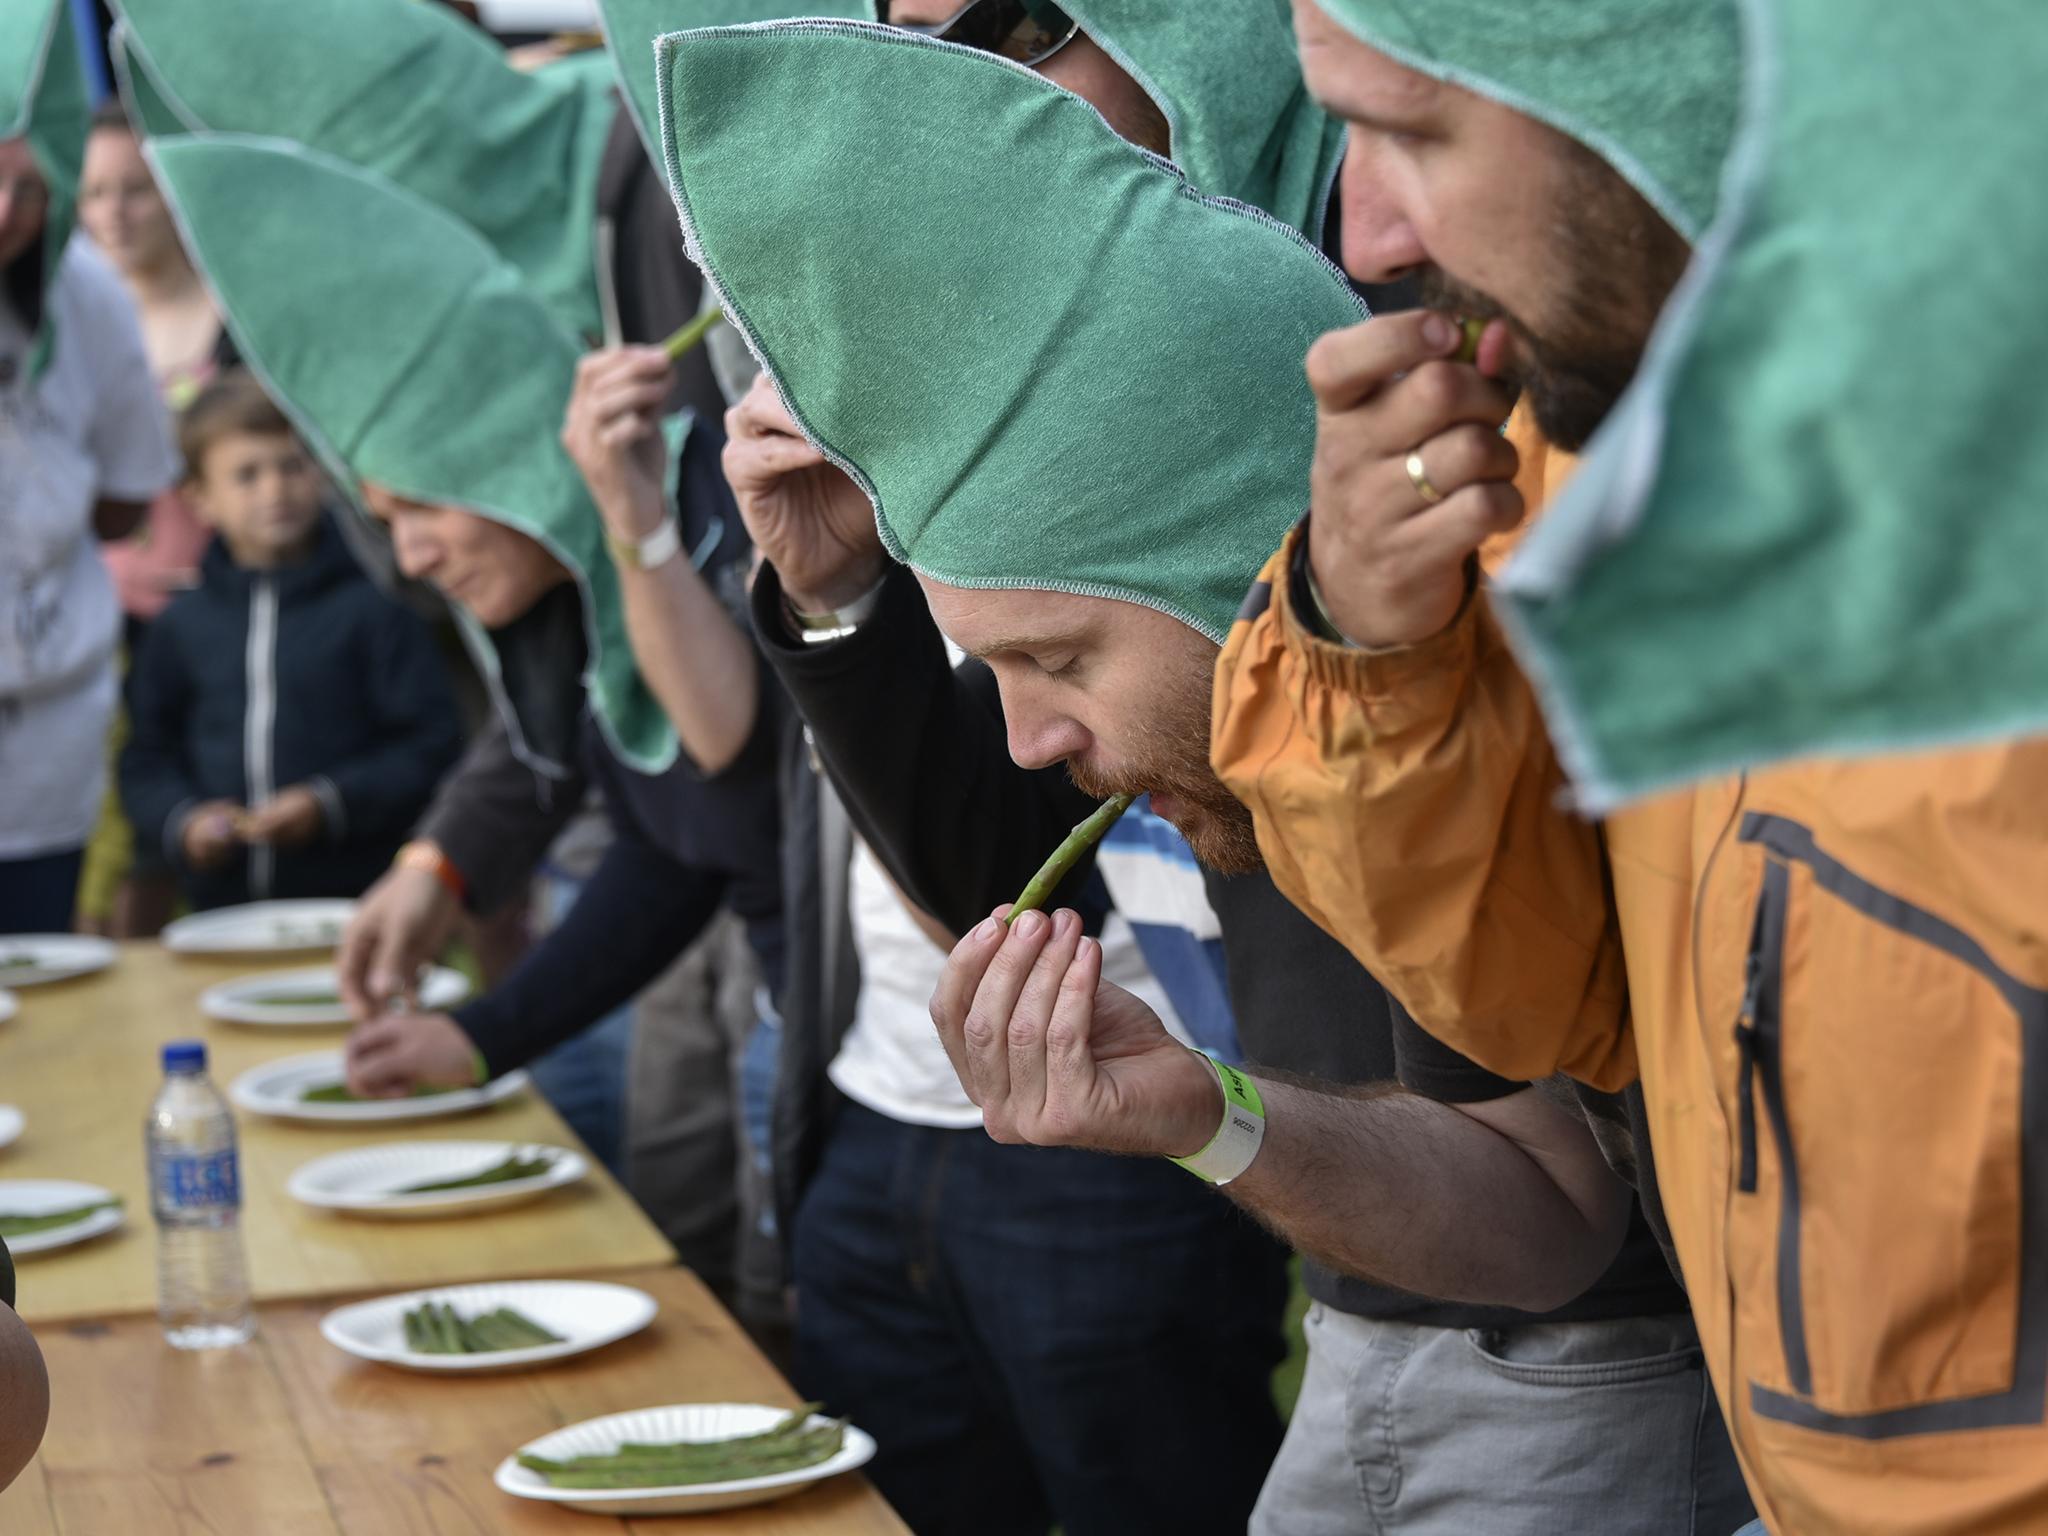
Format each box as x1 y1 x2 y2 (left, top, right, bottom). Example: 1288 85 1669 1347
1006 793 1137 925
661 306 725 362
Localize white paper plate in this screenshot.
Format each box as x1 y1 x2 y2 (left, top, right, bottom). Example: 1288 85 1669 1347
0 989 14 1025
321 1279 657 1374
0 1178 125 1256
162 899 357 956
0 935 116 988
287 1140 586 1219
0 1106 22 1152
230 1050 527 1124
493 1402 875 1516
201 965 470 1028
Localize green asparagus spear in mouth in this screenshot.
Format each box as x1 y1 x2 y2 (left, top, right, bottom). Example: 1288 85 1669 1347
398 1151 558 1194
1006 794 1135 925
518 1405 845 1488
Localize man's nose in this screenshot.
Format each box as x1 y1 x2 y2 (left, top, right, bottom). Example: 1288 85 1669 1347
1338 135 1428 285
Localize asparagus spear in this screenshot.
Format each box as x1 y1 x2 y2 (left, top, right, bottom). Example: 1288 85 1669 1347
399 1151 557 1195
300 1081 463 1104
520 1418 845 1488
0 1200 120 1239
1006 794 1135 924
661 306 724 362
1454 314 1486 365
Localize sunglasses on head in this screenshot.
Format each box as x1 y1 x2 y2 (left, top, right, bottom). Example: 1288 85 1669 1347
890 0 1080 69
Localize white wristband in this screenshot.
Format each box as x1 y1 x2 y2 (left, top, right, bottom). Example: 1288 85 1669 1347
606 511 683 571
1169 1054 1266 1186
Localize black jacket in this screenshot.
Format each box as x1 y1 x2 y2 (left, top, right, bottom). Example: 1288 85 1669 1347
119 515 463 909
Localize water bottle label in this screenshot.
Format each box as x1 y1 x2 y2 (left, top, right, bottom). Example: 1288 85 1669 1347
154 1149 240 1210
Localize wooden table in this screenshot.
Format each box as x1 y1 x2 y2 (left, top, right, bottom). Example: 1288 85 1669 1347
0 944 673 1322
0 1265 909 1534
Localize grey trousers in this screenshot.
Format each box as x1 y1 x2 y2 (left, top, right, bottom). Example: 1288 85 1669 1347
623 911 774 1316
1251 1306 1755 1536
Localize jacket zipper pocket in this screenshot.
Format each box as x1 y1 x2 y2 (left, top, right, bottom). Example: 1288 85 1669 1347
1732 856 1812 1396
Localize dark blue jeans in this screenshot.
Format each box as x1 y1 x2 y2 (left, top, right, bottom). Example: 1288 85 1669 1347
0 848 84 934
792 1102 1289 1536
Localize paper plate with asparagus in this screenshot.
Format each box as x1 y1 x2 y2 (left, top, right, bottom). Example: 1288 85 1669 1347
200 965 471 1028
286 1140 586 1219
0 1179 125 1256
230 1049 527 1123
493 1401 876 1516
162 899 358 957
320 1278 657 1373
0 935 116 988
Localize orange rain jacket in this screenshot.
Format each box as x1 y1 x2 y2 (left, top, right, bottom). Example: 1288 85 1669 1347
1212 409 2048 1536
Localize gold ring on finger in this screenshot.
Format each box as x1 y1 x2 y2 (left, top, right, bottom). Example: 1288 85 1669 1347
1405 451 1444 505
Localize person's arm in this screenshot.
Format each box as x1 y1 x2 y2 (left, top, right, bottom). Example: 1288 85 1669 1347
302 602 465 843
562 346 759 775
753 560 1100 933
344 829 729 1094
929 905 1630 1313
84 258 178 525
337 717 584 1020
1211 315 1631 1090
117 615 208 870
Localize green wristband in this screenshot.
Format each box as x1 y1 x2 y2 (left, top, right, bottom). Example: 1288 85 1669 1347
1169 1053 1267 1185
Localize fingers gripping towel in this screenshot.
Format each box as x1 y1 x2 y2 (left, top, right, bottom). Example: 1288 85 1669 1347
1 0 90 377
655 20 1366 642
145 135 678 776
108 0 615 337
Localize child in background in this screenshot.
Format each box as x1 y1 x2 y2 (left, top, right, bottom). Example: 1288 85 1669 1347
120 371 463 911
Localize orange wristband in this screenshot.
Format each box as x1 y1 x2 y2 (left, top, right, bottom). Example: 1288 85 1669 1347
395 840 466 906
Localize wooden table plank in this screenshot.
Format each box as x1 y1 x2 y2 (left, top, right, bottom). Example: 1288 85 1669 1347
0 945 673 1324
0 1268 908 1535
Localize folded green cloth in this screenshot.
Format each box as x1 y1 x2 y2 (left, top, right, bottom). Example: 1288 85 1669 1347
1311 0 1737 241
598 0 868 167
657 21 1363 642
109 0 614 337
2 0 89 377
1494 0 2048 806
147 135 676 774
604 2 1338 239
1058 1 1344 239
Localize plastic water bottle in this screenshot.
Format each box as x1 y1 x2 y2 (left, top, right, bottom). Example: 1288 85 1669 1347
145 1040 254 1348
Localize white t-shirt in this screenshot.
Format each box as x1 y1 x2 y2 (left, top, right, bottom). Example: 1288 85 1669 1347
0 238 178 857
828 839 1188 1129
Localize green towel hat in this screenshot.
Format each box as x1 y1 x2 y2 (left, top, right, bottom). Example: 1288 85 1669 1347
108 0 614 337
1 0 89 377
655 21 1365 643
1310 0 1739 242
598 0 869 166
145 134 677 776
1053 0 1344 240
1493 0 2048 807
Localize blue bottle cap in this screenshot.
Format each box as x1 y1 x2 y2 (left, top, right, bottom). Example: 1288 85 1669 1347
161 1040 207 1073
